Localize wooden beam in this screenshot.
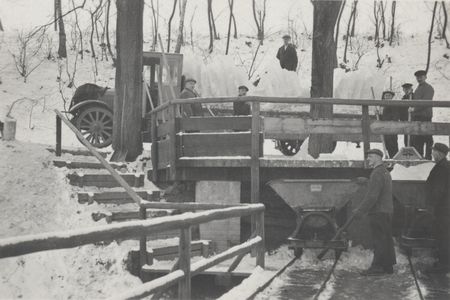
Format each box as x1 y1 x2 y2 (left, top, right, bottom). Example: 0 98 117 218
156 120 174 138
179 116 253 131
178 227 191 300
56 115 62 157
371 120 450 135
362 105 370 166
169 105 178 181
54 110 143 206
0 204 264 259
255 211 265 268
251 101 261 205
140 201 249 210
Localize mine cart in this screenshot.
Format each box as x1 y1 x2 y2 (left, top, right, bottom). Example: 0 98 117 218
268 179 367 258
66 51 183 148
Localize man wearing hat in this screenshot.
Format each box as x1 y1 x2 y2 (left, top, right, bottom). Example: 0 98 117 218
380 90 404 158
276 35 298 71
355 149 396 276
233 85 251 116
425 143 450 273
410 70 434 159
401 83 414 146
180 78 203 117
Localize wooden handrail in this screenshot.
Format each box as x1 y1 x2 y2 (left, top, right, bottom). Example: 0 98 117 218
0 204 264 259
54 110 143 206
111 236 262 300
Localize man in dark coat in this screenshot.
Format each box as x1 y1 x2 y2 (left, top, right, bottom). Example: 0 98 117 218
425 143 450 273
180 78 203 117
233 85 251 116
276 35 298 71
355 149 396 275
401 83 414 146
410 70 434 159
380 91 403 158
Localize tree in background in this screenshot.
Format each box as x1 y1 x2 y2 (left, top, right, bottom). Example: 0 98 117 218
426 1 438 73
113 0 143 161
55 0 67 58
167 0 177 52
308 0 343 158
225 0 234 54
389 1 396 46
252 0 266 44
440 1 449 48
174 0 187 53
207 0 214 52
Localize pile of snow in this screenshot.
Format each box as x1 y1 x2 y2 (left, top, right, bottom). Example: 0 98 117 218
391 162 434 180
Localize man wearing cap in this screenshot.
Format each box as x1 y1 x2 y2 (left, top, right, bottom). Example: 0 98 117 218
355 149 396 276
410 70 434 159
401 83 414 146
380 90 403 158
180 78 203 117
425 143 450 273
276 35 298 71
233 85 251 116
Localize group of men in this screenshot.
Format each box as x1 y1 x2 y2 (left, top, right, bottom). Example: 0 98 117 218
381 70 435 159
357 143 449 276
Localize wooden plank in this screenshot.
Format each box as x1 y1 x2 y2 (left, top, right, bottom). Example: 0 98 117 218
53 159 126 170
157 120 173 138
157 139 171 169
169 105 178 181
362 105 370 165
179 116 253 131
140 206 147 267
0 204 265 259
46 147 109 158
255 212 265 268
151 115 159 181
371 120 450 135
68 173 144 188
77 190 150 204
177 157 251 167
54 110 143 206
251 102 261 204
178 227 192 300
140 201 248 211
180 133 262 157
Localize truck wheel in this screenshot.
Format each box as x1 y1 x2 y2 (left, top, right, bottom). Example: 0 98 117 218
276 140 303 156
75 106 113 148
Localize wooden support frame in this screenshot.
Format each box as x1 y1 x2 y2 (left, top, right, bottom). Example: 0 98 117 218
361 105 370 165
178 227 192 300
139 206 147 268
56 115 62 157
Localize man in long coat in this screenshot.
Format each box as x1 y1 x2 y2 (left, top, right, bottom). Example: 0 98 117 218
355 149 396 275
180 78 203 117
426 143 450 273
276 35 298 72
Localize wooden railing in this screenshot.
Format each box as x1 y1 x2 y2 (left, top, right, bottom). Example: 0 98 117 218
0 203 265 300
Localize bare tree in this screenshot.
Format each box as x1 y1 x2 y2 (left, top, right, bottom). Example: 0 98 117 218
373 1 380 42
225 0 234 54
309 0 343 158
379 1 387 40
71 0 84 59
105 0 116 63
174 0 187 53
232 8 238 38
150 0 158 50
252 0 266 44
442 1 450 48
343 1 357 63
189 6 197 49
0 18 3 31
426 1 438 73
350 0 358 36
208 0 219 40
114 0 144 161
87 0 104 58
389 0 396 46
56 0 67 58
167 0 177 52
207 0 214 52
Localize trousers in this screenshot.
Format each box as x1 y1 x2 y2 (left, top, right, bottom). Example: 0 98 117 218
369 212 396 270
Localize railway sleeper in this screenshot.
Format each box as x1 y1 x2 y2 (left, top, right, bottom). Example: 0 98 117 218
91 207 176 223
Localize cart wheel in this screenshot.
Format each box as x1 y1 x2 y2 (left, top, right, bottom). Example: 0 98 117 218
75 106 113 148
293 248 303 258
277 140 303 156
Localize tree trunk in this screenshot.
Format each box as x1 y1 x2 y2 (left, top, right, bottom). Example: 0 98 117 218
114 0 144 161
167 0 178 52
350 0 357 36
380 1 386 40
344 1 355 63
226 0 234 54
426 1 438 73
209 0 219 39
105 0 115 64
373 1 379 43
0 18 3 31
442 2 449 48
334 0 346 68
252 0 265 44
56 0 67 58
174 0 187 53
207 0 214 53
232 14 238 38
389 1 396 46
308 0 342 158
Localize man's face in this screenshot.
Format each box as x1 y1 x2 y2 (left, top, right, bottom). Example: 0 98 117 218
283 38 290 46
416 75 426 84
383 93 394 100
367 153 381 167
238 88 247 96
185 81 195 90
402 87 412 95
431 149 445 162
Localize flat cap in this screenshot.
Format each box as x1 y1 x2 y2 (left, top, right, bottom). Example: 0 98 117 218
282 34 291 39
414 70 427 77
382 90 395 96
402 83 413 88
366 149 384 157
238 85 249 91
185 78 197 84
432 143 449 154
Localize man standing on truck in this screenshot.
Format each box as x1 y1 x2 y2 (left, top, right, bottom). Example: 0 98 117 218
233 85 251 116
180 78 203 117
276 35 298 72
410 70 434 159
355 149 396 276
425 143 450 273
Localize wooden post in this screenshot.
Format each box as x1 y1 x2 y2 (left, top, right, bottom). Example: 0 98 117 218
178 227 191 300
169 104 178 181
251 101 261 256
255 211 265 268
362 105 370 167
56 115 62 157
151 114 159 182
139 206 147 268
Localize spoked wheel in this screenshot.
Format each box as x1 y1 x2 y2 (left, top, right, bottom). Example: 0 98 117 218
276 139 304 156
75 106 113 148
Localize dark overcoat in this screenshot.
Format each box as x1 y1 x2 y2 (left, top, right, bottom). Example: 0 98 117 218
276 44 298 71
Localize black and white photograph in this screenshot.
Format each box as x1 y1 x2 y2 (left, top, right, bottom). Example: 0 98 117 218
0 0 450 299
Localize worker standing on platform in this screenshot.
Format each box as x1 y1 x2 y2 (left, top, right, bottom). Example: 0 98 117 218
401 83 414 146
180 78 203 117
425 143 450 273
409 70 434 159
233 85 251 116
355 149 396 276
380 91 403 158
